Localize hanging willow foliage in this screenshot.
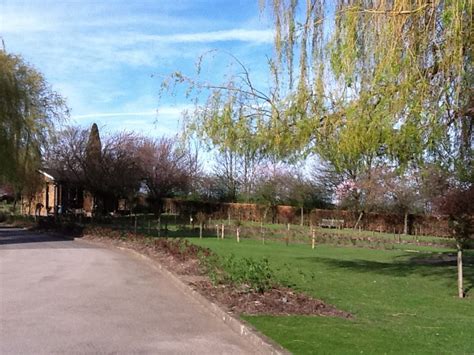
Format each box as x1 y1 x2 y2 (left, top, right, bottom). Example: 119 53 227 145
260 0 472 176
0 48 68 192
174 1 472 181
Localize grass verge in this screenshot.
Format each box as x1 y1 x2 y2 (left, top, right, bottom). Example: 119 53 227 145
189 238 474 354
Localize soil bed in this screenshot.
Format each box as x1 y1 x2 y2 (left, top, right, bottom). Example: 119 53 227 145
192 281 351 317
82 226 352 319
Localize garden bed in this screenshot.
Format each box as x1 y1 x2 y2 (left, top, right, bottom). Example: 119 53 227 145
82 226 351 319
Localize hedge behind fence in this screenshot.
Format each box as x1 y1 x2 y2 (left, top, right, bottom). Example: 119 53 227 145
162 198 451 237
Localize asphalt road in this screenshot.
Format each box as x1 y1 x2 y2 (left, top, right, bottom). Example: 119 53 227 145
0 227 260 354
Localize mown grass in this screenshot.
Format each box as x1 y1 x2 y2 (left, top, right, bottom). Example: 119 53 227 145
189 238 474 354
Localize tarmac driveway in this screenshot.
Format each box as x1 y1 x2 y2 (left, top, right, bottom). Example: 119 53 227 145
0 228 260 354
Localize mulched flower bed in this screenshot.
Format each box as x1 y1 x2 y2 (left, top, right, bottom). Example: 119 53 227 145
82 226 352 319
192 281 352 317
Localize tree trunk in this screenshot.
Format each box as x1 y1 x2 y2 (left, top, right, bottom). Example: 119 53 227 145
403 211 408 235
157 215 161 237
236 227 240 243
354 211 364 229
199 223 203 239
300 206 304 226
457 242 464 298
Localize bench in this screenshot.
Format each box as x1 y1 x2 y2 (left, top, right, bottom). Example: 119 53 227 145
319 218 344 229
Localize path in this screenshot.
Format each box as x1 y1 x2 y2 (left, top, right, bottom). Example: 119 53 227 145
0 227 261 354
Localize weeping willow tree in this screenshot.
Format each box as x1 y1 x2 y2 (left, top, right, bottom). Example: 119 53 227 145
177 1 471 177
169 0 472 297
259 0 472 180
258 0 473 299
0 47 68 202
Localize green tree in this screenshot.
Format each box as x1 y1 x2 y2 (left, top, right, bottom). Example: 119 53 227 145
85 123 102 165
165 1 472 297
173 1 471 179
0 48 68 201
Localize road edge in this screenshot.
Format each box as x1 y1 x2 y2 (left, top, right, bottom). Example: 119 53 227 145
79 238 291 355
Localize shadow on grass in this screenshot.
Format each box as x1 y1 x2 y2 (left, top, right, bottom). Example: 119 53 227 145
297 251 474 296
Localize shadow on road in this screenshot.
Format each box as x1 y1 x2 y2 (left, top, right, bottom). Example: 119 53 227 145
0 227 74 246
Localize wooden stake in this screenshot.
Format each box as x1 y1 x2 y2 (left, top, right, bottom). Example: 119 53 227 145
457 242 464 298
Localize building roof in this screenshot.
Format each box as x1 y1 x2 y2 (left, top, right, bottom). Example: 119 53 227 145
39 168 83 184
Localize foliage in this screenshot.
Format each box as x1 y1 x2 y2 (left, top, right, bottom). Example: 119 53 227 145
202 252 276 293
211 148 264 202
138 137 199 213
166 1 472 208
46 125 143 214
434 185 474 248
154 237 211 261
0 48 68 194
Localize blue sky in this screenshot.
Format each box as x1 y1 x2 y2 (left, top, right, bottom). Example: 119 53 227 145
0 0 275 136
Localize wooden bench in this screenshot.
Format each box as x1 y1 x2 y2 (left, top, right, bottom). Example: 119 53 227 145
319 218 344 229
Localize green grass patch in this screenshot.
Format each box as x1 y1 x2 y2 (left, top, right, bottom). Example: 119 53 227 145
189 238 474 354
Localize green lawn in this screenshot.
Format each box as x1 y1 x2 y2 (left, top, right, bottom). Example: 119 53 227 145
189 238 474 354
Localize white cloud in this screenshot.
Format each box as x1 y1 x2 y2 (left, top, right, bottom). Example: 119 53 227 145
71 105 190 138
72 104 192 121
72 111 156 119
1 1 274 139
135 29 274 44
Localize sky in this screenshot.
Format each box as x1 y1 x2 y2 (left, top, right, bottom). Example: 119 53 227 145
0 0 275 137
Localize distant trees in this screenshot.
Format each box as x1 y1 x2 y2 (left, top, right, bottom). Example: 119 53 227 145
251 164 329 223
0 48 68 201
47 125 198 216
210 148 263 202
138 137 198 214
47 125 143 214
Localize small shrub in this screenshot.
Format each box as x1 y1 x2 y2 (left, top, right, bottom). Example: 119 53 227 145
222 254 275 293
199 253 223 284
